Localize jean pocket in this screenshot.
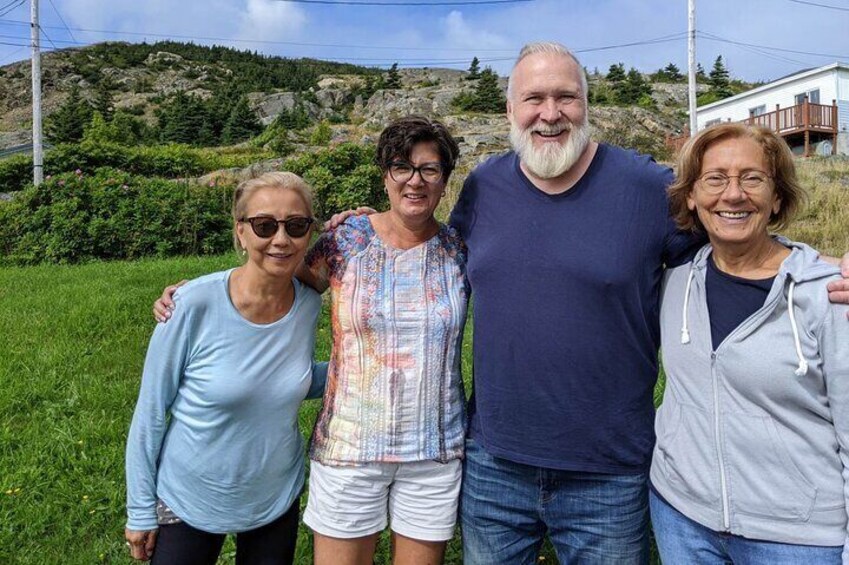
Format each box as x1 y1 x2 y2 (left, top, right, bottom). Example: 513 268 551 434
724 412 817 521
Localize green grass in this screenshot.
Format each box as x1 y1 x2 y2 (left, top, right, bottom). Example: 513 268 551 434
0 254 489 564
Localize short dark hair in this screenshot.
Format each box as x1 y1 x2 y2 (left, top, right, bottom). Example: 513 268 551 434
376 116 461 181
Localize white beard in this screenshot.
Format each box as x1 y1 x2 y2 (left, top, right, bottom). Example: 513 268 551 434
509 118 591 180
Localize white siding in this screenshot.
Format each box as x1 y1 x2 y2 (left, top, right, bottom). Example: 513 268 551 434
696 65 849 130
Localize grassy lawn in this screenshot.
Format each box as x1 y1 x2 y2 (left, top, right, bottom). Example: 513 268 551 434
1 158 845 564
0 254 484 564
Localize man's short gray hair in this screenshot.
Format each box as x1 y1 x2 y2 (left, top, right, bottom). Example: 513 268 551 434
506 41 588 101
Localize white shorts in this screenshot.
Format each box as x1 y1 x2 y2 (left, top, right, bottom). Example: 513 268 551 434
303 458 462 542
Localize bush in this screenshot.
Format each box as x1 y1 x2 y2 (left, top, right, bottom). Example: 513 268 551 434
0 142 273 192
0 168 232 265
284 143 386 219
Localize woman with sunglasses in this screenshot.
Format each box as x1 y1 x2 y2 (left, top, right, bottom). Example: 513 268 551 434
152 117 468 564
297 116 468 565
650 124 849 563
125 172 325 564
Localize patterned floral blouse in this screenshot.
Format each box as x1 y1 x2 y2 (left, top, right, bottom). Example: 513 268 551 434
305 215 469 465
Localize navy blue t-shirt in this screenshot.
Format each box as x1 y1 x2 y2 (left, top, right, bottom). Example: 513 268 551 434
705 253 774 350
449 146 702 473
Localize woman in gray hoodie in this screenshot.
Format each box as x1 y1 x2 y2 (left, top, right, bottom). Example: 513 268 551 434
650 123 849 563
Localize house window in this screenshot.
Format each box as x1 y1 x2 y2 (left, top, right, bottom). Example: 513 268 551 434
749 105 766 116
795 89 820 105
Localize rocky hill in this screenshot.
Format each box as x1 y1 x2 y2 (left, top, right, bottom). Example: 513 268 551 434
0 41 699 163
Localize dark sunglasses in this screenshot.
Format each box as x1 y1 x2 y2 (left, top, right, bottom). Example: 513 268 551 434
241 216 315 239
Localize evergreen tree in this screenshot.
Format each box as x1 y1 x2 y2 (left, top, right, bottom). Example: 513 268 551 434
466 56 481 80
157 91 213 145
45 85 94 143
93 78 115 121
613 68 652 105
696 62 707 83
466 67 506 113
708 55 733 99
385 63 402 89
657 62 683 82
222 96 262 144
606 63 626 83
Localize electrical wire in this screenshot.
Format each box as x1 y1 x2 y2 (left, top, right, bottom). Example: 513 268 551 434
275 0 533 4
0 0 25 19
45 0 78 43
787 0 849 11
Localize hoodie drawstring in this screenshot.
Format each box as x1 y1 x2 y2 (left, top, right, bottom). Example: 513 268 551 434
787 280 809 377
680 266 695 344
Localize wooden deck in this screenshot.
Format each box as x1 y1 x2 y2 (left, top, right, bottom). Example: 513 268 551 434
667 98 839 157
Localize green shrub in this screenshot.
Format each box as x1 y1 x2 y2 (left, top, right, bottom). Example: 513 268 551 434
309 121 332 146
284 143 386 219
0 168 232 265
0 142 273 192
0 155 32 193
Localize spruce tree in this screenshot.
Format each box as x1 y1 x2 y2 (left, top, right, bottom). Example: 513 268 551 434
466 56 481 80
606 63 626 83
158 91 212 145
222 96 262 144
659 63 683 82
467 67 506 113
385 63 402 89
708 56 733 99
45 85 93 143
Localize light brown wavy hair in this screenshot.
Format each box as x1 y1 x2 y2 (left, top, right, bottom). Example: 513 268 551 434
668 123 806 233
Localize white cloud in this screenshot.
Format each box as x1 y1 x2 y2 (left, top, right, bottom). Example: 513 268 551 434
236 0 307 43
441 10 509 51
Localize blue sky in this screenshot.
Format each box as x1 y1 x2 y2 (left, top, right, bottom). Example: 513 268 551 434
0 0 847 83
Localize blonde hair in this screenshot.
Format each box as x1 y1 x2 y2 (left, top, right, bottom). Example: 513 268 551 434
668 123 806 233
231 171 315 254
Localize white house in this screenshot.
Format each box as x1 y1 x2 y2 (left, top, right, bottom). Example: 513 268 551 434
695 62 849 156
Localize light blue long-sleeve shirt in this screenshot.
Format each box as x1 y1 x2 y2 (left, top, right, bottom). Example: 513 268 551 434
126 269 325 533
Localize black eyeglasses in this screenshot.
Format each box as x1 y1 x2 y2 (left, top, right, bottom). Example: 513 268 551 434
241 216 315 239
388 161 445 184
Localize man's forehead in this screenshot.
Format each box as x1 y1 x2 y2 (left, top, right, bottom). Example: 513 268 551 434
512 54 582 88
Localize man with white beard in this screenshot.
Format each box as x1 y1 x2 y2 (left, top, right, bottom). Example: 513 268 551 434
449 42 698 564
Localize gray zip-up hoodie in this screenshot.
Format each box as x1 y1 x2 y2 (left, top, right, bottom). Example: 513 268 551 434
651 239 849 551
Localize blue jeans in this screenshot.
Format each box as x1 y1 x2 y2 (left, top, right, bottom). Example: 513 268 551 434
650 491 843 564
460 439 649 565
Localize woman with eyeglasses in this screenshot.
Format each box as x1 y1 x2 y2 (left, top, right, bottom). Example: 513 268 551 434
125 172 326 564
650 123 849 563
152 117 468 564
297 116 468 565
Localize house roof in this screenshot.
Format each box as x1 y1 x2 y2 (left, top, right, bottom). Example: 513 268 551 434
697 61 849 113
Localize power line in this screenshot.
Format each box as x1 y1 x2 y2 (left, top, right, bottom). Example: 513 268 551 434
39 25 58 50
787 0 849 11
45 0 77 43
0 0 25 19
699 30 849 60
275 0 533 4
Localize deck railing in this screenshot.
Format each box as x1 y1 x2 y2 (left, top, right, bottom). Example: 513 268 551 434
667 98 839 156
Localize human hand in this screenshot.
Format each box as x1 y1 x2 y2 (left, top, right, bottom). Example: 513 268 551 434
323 207 377 230
125 528 158 561
827 252 849 319
153 280 188 323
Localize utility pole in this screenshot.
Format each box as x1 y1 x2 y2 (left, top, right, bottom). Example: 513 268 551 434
687 0 697 136
31 0 43 186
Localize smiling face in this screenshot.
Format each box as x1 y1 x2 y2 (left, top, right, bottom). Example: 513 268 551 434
384 141 445 227
687 136 781 252
507 52 590 179
235 186 312 279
